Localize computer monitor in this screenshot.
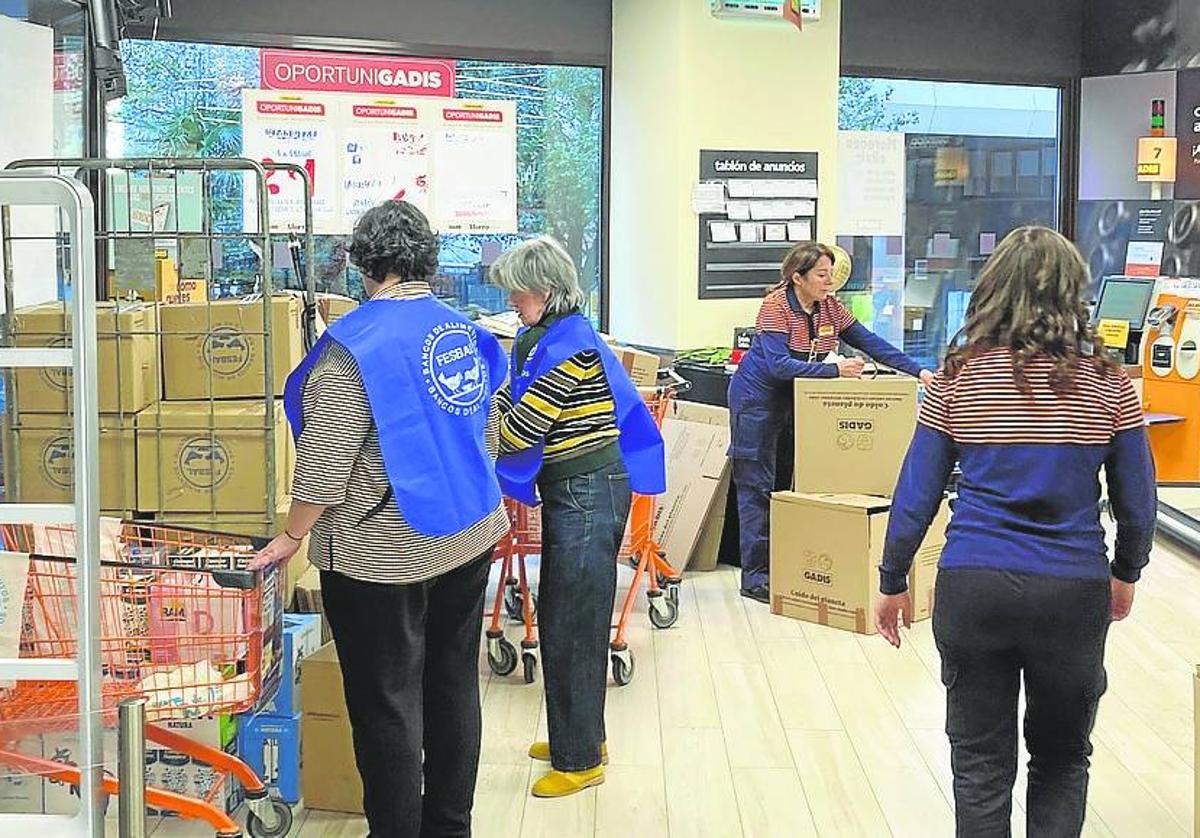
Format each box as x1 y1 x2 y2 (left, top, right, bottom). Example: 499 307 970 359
1093 276 1157 331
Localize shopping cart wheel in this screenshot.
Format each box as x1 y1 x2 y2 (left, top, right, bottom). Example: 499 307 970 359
247 798 293 838
648 592 680 629
611 649 635 686
666 582 681 606
488 636 519 676
505 587 538 622
522 650 538 684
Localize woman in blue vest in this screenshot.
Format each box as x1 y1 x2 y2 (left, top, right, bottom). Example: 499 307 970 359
251 201 510 837
489 237 666 799
730 242 932 603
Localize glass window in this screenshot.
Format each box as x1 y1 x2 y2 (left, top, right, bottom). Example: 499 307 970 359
837 78 1062 371
105 39 605 323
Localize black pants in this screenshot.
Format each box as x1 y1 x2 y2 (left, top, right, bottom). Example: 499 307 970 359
933 568 1111 838
321 553 492 838
538 460 631 772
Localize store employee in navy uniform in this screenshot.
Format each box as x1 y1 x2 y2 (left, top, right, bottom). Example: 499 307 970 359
252 200 509 838
729 242 933 603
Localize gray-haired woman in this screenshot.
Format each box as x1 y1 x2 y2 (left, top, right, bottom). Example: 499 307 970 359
489 237 665 798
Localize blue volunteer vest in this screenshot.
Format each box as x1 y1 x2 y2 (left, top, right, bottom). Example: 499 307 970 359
284 297 508 537
497 313 666 505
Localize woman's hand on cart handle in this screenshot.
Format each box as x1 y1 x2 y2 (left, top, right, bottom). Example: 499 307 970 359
249 532 303 571
919 369 935 387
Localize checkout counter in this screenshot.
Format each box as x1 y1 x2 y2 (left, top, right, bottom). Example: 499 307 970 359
1094 275 1200 550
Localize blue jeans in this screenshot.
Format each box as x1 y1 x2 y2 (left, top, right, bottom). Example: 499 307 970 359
538 459 632 772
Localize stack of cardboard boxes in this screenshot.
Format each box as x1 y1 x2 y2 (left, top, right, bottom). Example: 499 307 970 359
769 377 950 635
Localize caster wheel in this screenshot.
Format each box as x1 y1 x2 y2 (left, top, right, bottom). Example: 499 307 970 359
247 798 294 838
522 651 538 684
666 583 681 606
488 637 519 677
648 594 680 629
611 651 635 686
505 588 538 622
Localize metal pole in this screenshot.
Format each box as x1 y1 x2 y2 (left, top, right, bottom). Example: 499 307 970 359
117 697 148 838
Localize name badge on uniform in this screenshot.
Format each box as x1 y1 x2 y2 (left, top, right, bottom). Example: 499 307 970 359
818 324 835 338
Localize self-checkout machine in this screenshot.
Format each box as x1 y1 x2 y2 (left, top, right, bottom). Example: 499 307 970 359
1136 277 1200 480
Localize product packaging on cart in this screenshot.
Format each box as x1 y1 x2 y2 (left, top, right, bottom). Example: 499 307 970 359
792 377 918 496
769 492 949 634
262 613 323 717
301 643 363 814
9 301 160 415
0 737 45 815
159 295 303 400
135 400 293 513
238 711 302 804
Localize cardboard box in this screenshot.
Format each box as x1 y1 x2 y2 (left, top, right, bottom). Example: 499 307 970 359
293 566 330 645
302 643 363 814
160 296 303 400
144 716 240 818
0 737 45 814
238 712 302 804
652 404 732 569
41 729 119 817
262 613 323 717
316 293 358 326
616 345 660 387
793 377 918 496
687 469 730 572
136 400 291 513
10 301 160 415
769 492 949 635
6 413 138 511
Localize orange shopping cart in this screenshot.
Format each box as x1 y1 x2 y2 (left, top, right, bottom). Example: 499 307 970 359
485 371 689 688
0 521 291 838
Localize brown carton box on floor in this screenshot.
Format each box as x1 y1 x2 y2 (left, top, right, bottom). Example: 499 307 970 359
6 413 138 511
769 492 949 634
793 377 918 496
136 400 291 513
160 295 303 400
10 301 159 415
302 643 364 814
653 404 732 570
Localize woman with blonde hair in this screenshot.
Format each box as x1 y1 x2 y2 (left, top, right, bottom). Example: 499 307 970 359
876 226 1157 836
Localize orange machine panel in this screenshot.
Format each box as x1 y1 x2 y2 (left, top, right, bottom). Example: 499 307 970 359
1142 293 1200 482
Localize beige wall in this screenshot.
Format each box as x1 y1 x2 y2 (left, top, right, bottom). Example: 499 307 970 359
611 0 842 350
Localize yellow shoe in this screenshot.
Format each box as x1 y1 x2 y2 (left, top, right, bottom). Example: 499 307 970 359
528 741 609 765
531 766 606 798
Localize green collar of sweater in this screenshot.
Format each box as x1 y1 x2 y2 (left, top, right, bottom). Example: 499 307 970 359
514 309 576 373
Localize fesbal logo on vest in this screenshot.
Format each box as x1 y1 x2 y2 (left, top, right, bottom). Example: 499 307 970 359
422 322 487 416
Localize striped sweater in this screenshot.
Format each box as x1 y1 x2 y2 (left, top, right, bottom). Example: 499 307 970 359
880 348 1157 593
495 349 621 482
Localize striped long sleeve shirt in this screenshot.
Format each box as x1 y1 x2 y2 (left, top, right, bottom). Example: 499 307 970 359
291 281 509 585
880 348 1157 594
495 349 622 483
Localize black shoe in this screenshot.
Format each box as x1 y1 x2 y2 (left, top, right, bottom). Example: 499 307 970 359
740 585 770 604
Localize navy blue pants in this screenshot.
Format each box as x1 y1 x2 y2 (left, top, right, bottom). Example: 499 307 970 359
538 459 632 772
728 385 792 592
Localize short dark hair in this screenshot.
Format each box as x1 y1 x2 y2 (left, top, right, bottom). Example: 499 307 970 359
347 201 440 283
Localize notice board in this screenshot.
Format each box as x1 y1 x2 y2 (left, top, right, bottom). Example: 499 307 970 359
696 149 819 300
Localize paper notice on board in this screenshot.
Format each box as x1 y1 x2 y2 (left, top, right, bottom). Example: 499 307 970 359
435 119 518 233
787 220 812 242
764 224 787 242
1124 241 1164 277
727 180 755 198
739 223 763 243
692 182 727 214
726 202 751 221
709 221 738 243
341 105 431 229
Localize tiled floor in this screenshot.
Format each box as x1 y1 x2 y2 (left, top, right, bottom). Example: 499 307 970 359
142 538 1198 836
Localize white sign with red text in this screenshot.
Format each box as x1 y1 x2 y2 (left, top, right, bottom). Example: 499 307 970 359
241 88 516 235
